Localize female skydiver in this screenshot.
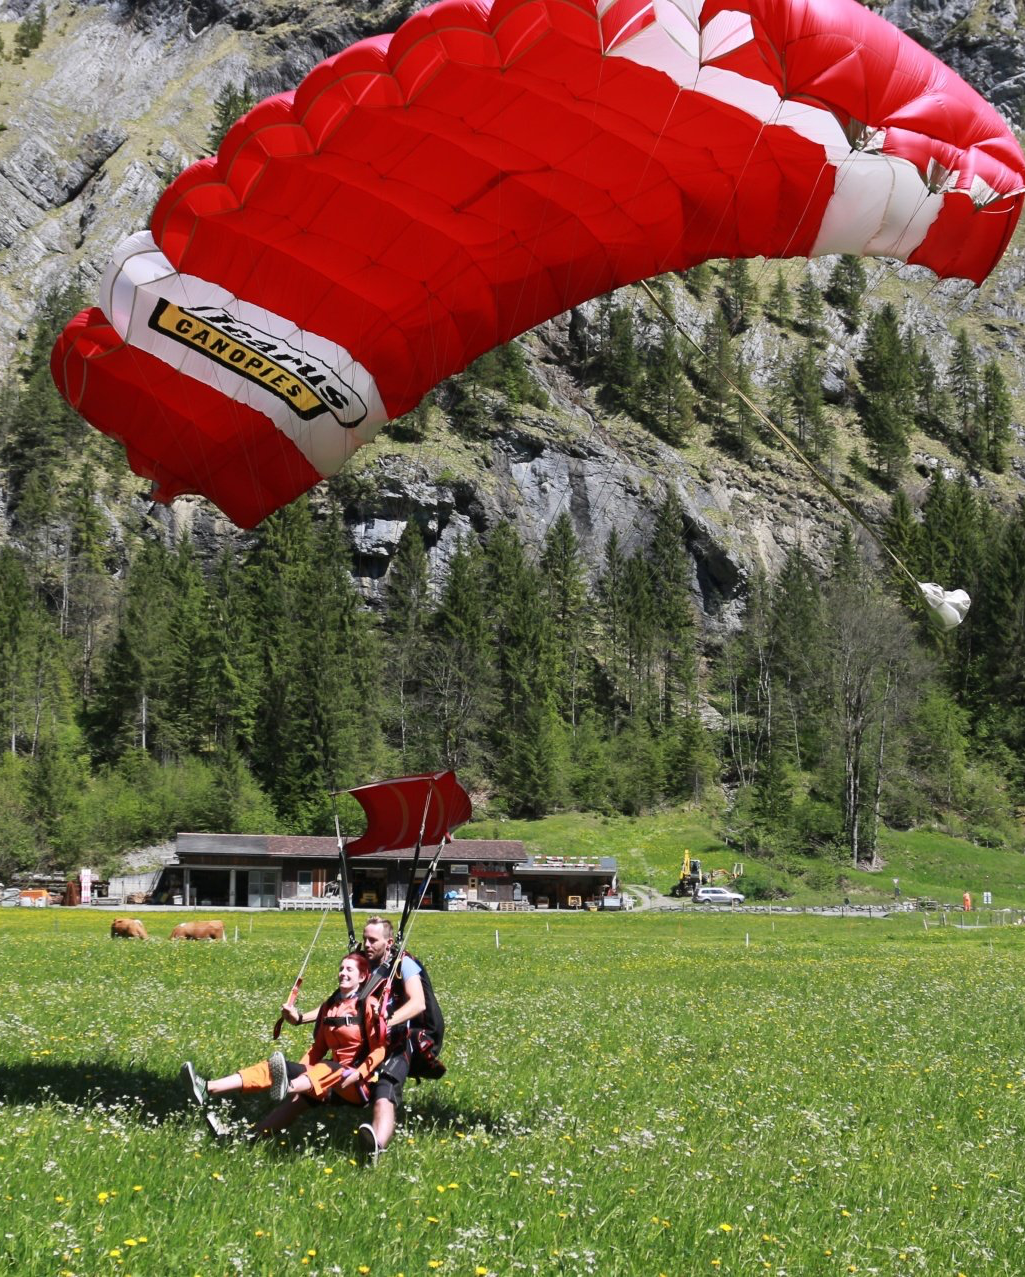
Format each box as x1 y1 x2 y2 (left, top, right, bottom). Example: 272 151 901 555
180 951 384 1140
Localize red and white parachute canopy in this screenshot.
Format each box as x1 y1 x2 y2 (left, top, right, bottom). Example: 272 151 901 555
52 0 1025 528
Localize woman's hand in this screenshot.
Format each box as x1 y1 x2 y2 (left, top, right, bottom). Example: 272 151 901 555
280 1002 303 1025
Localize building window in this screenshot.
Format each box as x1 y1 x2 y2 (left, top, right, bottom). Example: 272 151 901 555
248 869 278 909
297 870 313 898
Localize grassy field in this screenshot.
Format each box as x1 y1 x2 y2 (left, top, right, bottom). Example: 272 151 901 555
3 908 1025 1276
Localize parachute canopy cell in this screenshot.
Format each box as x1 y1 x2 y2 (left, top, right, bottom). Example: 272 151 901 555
51 0 1025 527
344 770 473 857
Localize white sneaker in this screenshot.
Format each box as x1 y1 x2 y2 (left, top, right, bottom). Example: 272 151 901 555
356 1122 379 1164
269 1051 289 1102
204 1110 231 1140
180 1061 208 1107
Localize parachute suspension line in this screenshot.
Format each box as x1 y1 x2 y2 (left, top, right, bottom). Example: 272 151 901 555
271 904 331 1040
636 278 935 616
332 789 357 953
394 777 439 953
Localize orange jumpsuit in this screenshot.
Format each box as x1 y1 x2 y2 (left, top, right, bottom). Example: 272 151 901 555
237 994 385 1105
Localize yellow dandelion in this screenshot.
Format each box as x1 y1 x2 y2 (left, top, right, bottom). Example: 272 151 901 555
97 1192 109 1203
508 1170 520 1178
719 1223 733 1232
358 1268 370 1275
108 1250 122 1259
428 1263 443 1271
323 1167 334 1175
475 1268 488 1276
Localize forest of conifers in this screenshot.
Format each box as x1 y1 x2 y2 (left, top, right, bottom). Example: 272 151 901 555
1 260 1024 882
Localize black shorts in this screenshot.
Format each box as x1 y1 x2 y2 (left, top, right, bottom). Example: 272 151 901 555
371 1046 411 1106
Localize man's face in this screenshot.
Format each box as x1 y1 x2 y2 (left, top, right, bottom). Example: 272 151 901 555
362 924 389 964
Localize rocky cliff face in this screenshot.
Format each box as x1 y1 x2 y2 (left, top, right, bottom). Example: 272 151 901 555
1 0 1023 629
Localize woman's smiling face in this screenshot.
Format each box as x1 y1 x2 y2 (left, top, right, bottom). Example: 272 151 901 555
338 955 363 994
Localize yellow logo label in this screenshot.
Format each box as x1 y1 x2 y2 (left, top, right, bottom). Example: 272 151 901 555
148 299 366 425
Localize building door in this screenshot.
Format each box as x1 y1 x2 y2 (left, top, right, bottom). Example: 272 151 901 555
248 869 278 908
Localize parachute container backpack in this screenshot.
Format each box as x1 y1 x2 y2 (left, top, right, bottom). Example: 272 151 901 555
53 0 1024 529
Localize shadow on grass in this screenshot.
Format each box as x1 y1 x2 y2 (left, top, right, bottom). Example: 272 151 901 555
403 1090 507 1135
0 1059 187 1122
0 1062 506 1142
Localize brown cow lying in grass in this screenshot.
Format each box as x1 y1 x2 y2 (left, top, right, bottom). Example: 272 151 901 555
111 918 148 939
170 920 226 941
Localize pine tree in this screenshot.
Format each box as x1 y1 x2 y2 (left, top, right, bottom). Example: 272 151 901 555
208 82 256 152
539 513 589 729
857 304 915 482
796 267 825 341
648 490 696 713
731 354 758 460
978 359 1012 472
383 518 431 770
719 259 759 335
485 523 558 816
825 254 867 330
600 303 642 416
883 489 922 611
644 309 694 444
681 262 711 298
86 539 176 763
947 329 980 460
427 536 491 772
789 343 826 451
597 528 629 730
765 267 793 327
63 466 111 700
12 4 45 61
700 310 737 440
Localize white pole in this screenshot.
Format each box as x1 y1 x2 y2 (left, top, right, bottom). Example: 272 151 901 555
745 933 749 948
495 929 500 950
234 925 239 944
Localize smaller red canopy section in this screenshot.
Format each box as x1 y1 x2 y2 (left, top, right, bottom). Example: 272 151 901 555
344 771 473 857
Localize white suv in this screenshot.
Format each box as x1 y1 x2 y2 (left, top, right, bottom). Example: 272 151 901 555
693 885 744 905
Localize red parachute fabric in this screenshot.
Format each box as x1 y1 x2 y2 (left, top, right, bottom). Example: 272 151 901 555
51 0 1025 528
344 771 473 857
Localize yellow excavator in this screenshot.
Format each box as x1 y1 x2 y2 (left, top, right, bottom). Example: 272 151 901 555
669 849 744 898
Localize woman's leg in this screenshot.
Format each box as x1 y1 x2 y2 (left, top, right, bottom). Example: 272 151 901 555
250 1094 311 1138
207 1072 244 1096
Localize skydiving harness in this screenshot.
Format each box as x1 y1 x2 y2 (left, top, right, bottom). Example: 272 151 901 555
311 988 379 1105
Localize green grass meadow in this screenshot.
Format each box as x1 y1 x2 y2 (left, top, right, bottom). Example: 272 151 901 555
3 908 1025 1276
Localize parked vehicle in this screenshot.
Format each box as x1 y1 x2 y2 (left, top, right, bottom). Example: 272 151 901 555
693 885 745 905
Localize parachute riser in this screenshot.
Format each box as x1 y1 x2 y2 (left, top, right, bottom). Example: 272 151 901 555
333 797 357 952
272 905 330 1040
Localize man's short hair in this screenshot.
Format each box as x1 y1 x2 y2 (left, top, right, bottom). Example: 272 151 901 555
364 915 394 939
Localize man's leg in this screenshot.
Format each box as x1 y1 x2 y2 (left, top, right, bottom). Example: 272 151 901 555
372 1096 397 1149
